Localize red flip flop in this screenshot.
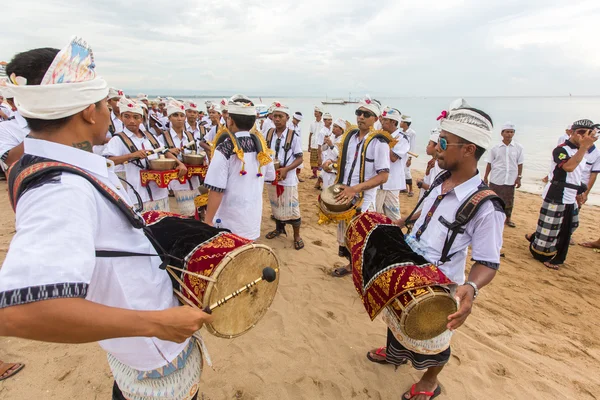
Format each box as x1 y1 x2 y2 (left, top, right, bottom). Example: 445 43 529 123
0 362 25 381
403 384 441 399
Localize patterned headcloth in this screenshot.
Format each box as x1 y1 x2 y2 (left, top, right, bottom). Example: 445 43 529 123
437 99 493 150
357 95 381 117
167 100 186 117
571 119 595 130
381 107 402 122
6 36 109 120
118 97 144 116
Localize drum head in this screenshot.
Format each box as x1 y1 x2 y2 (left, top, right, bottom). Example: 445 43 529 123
204 244 280 338
321 184 353 213
402 294 457 340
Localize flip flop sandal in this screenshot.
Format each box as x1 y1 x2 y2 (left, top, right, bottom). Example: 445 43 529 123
331 267 351 277
403 384 441 400
266 230 284 240
407 192 414 197
0 362 25 381
294 239 305 250
579 242 600 249
544 262 560 271
506 221 516 228
366 347 390 364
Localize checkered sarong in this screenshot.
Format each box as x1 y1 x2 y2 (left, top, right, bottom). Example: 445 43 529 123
310 148 319 168
530 201 579 260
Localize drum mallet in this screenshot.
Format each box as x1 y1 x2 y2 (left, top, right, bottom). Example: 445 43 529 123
203 267 278 314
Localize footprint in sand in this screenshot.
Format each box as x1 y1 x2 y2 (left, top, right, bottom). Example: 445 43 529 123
312 239 324 247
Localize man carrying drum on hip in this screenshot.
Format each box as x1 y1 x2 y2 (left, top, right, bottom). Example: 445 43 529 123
0 39 212 400
366 101 505 400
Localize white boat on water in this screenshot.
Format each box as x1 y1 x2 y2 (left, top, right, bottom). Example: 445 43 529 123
322 96 345 105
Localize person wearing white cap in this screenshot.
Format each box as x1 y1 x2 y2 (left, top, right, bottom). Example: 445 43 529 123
400 114 417 197
184 100 205 142
0 39 212 400
107 87 124 136
200 102 223 154
103 97 176 212
136 93 149 106
367 102 506 400
263 101 305 250
375 107 410 220
0 88 14 120
204 96 276 239
483 122 524 228
557 124 573 145
331 96 391 278
314 112 333 189
261 105 275 136
308 106 324 179
527 119 596 270
162 100 201 216
290 111 304 181
320 118 346 190
416 128 444 204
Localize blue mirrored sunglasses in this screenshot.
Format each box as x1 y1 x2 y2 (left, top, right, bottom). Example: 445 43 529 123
438 137 464 151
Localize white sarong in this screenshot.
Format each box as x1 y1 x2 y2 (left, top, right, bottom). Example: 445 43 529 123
142 197 170 213
174 189 197 216
375 189 401 220
267 184 301 222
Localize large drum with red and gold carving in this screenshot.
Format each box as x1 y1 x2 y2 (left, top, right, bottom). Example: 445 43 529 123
143 211 280 338
346 212 458 354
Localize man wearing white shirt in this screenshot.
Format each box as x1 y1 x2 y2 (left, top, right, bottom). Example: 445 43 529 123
308 106 324 179
484 122 524 228
0 41 211 400
376 107 409 220
107 87 125 136
0 111 30 173
314 112 333 189
204 97 275 239
261 107 275 135
199 103 222 155
401 115 417 197
264 102 305 250
291 112 304 182
321 119 345 190
184 100 205 143
103 98 178 212
367 104 505 400
331 97 390 277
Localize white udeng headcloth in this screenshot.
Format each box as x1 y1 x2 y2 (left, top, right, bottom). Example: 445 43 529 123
437 102 493 150
167 100 186 117
357 95 381 117
6 37 109 120
118 97 144 116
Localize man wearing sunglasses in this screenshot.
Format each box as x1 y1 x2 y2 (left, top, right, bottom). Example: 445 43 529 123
527 119 597 271
366 103 506 400
331 97 390 277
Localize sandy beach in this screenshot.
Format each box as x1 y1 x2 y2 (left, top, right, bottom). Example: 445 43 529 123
1 155 600 400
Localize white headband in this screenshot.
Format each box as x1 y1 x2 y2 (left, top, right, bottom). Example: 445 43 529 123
167 101 186 117
108 87 123 99
358 95 381 117
430 128 440 143
293 113 303 121
501 122 515 131
314 106 324 114
323 112 333 120
334 118 347 130
184 101 199 111
381 106 402 123
271 101 290 116
438 108 493 150
118 98 144 115
227 101 256 116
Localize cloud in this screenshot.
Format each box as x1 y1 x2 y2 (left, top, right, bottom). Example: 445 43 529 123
2 0 600 96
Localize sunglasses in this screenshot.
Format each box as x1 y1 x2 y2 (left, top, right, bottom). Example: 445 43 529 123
355 110 375 118
438 137 465 151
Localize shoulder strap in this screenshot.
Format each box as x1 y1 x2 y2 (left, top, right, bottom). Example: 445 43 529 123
8 156 145 229
199 125 206 140
438 184 505 263
184 130 196 151
334 128 359 185
144 131 161 149
266 128 275 148
115 132 138 153
162 130 176 149
284 128 295 152
404 170 451 231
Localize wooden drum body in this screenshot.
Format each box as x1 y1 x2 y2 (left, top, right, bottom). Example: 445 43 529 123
346 211 458 354
143 211 280 338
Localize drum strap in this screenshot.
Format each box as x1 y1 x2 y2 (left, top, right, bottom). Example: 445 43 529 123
114 132 155 200
266 128 295 167
404 171 505 263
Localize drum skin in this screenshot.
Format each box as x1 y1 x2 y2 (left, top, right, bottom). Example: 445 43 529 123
142 211 280 338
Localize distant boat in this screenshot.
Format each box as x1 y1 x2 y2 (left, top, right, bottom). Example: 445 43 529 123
322 95 345 105
345 92 360 104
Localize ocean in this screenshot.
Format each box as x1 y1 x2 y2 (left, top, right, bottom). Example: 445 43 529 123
177 96 600 205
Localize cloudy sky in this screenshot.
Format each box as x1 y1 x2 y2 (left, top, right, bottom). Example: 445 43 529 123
3 0 599 96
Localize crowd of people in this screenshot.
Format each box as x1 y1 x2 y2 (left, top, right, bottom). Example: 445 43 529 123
0 37 598 400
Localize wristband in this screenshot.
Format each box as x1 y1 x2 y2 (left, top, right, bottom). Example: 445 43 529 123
464 281 479 299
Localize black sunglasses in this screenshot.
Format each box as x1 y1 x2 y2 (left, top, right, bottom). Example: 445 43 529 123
355 109 375 118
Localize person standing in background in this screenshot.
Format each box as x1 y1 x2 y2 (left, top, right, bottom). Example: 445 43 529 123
484 122 524 228
401 115 417 197
308 106 324 179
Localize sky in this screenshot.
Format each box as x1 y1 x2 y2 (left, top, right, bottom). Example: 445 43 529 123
3 0 600 97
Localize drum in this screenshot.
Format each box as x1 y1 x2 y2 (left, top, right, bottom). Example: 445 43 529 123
143 211 280 338
346 211 458 354
317 184 363 225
